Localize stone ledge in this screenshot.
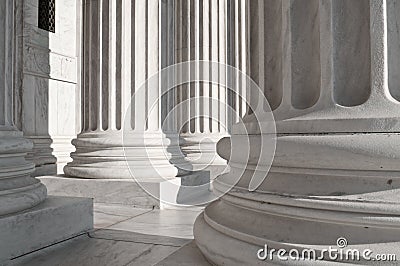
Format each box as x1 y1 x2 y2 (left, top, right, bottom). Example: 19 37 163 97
40 174 212 209
0 196 93 262
39 176 160 208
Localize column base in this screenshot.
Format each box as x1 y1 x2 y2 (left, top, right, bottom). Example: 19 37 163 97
195 133 400 265
51 136 75 174
26 136 57 177
64 131 186 180
0 196 93 263
179 134 228 179
195 193 400 265
0 130 48 215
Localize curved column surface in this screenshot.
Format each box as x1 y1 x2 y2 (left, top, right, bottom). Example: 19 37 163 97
174 0 247 175
64 0 185 179
0 0 47 216
195 0 400 265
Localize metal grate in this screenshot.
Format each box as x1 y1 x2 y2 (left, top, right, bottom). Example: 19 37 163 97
38 0 55 33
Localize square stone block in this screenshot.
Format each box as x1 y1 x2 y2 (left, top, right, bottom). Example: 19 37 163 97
0 196 93 262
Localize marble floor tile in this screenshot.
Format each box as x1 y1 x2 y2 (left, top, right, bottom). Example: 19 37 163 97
94 203 151 229
108 209 202 239
156 241 211 266
7 206 203 266
90 229 190 247
9 230 186 266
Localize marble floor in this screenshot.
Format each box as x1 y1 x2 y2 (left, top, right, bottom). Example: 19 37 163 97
7 203 210 266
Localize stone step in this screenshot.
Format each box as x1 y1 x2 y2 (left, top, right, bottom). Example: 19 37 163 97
39 174 212 209
0 196 93 263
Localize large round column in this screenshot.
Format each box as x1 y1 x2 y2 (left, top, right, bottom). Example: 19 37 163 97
195 0 400 264
0 0 47 215
64 0 183 180
174 0 247 178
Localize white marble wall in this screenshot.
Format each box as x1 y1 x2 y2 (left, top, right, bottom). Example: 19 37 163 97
14 0 81 175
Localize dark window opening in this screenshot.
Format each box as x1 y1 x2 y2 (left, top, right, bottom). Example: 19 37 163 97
38 0 55 33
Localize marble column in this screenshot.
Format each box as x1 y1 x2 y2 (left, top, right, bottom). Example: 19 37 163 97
174 0 247 177
194 0 400 264
64 0 184 180
0 0 47 215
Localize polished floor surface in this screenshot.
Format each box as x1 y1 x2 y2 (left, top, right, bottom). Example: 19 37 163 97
8 203 210 266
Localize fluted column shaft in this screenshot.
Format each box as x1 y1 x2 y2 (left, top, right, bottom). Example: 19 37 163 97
0 0 47 215
64 0 184 179
195 1 400 265
174 0 247 174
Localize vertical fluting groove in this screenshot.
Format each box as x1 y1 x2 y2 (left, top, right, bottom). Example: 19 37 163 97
135 0 146 131
122 0 133 130
189 0 195 134
177 0 190 134
147 0 160 131
245 0 251 115
96 0 102 130
129 0 135 130
186 0 190 133
369 0 389 101
211 0 219 133
262 0 283 111
332 0 371 107
5 0 10 126
7 0 13 126
195 0 201 133
97 0 104 131
0 0 5 126
86 0 93 131
248 0 261 114
145 2 149 131
0 0 12 126
318 0 334 105
83 1 90 131
387 0 400 101
101 0 109 131
218 0 227 132
162 0 176 133
161 0 167 132
108 0 116 130
281 0 292 109
168 0 176 132
240 0 248 117
89 0 99 131
175 0 182 133
290 0 321 110
234 0 241 118
202 0 210 133
115 0 122 130
173 0 181 134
